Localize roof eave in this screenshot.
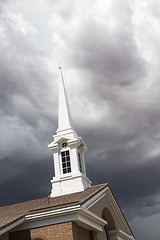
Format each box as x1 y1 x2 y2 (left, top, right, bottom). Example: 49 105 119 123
11 205 106 233
0 216 25 236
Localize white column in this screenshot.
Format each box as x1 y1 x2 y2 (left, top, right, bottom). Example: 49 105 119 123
70 147 79 174
53 152 61 178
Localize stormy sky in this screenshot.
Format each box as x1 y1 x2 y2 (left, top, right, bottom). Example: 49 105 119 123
0 0 160 239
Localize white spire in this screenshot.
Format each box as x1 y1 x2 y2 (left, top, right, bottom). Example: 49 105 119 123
57 67 74 133
48 68 91 197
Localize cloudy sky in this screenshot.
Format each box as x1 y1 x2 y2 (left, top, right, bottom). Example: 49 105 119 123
0 0 160 239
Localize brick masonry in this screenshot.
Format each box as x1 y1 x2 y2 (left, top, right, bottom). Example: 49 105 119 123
9 222 74 240
7 221 98 240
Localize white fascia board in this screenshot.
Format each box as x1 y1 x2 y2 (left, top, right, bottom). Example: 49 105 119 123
14 213 79 232
82 186 108 209
13 205 106 233
79 208 107 229
0 217 25 236
106 188 133 236
76 214 103 232
26 205 81 220
109 229 135 240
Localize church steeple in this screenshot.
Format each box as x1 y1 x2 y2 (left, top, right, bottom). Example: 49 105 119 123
57 67 74 133
48 69 91 197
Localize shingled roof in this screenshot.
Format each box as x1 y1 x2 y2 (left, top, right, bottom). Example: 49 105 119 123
0 183 108 232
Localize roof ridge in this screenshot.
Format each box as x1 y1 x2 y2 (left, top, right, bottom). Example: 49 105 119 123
0 184 108 209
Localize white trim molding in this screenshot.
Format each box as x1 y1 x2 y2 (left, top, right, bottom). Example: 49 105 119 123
82 186 135 239
109 229 135 240
82 186 108 209
0 217 25 236
12 205 107 233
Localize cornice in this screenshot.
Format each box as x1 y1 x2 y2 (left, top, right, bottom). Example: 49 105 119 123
11 205 106 233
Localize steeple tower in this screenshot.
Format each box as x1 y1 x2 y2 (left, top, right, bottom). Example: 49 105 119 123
48 68 91 197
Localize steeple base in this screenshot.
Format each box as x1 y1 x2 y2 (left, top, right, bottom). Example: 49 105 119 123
50 173 91 198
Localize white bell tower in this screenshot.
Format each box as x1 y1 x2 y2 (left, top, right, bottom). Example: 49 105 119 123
48 68 91 197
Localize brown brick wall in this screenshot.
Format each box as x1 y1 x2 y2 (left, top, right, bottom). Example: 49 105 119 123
30 222 74 240
0 232 9 240
9 222 74 240
9 221 98 240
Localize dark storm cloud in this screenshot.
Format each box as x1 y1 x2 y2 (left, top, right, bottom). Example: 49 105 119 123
0 1 160 240
0 1 57 204
53 0 146 94
0 5 57 131
0 154 53 206
86 150 160 219
47 1 160 228
69 20 146 88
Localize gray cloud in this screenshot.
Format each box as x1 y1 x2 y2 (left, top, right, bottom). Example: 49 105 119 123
0 155 52 206
0 1 160 240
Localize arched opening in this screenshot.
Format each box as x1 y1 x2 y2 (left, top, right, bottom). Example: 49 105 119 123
102 208 116 240
102 208 116 230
